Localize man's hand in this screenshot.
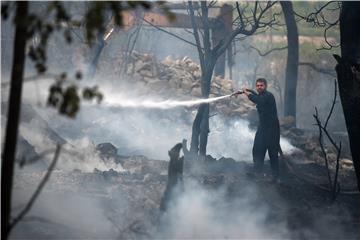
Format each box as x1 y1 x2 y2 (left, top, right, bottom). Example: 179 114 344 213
230 90 243 97
242 87 250 96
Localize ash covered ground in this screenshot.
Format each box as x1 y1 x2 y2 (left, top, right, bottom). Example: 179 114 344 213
2 53 359 239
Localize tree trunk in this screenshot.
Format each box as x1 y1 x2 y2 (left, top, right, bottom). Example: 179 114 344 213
160 143 184 211
336 2 360 191
1 2 29 239
212 18 225 78
281 1 299 126
190 65 213 158
199 103 210 156
87 33 105 79
212 4 233 78
190 104 207 156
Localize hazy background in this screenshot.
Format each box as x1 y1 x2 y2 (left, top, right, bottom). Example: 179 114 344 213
1 2 351 239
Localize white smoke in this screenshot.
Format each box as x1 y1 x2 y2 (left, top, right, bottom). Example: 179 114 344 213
208 117 297 161
158 180 289 239
13 109 125 172
11 177 120 239
11 78 297 162
59 138 125 172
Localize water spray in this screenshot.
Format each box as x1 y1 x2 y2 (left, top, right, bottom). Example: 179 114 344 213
104 90 246 109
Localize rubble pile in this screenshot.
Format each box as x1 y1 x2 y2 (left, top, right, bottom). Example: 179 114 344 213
121 51 257 122
279 116 354 178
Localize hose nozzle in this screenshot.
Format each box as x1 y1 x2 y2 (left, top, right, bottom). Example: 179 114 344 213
230 90 245 97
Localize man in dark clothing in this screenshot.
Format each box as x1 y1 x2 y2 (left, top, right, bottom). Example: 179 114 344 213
241 78 280 179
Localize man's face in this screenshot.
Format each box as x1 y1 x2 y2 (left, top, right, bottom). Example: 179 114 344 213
256 81 266 93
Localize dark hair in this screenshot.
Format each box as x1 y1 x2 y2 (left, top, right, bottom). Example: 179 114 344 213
256 78 267 86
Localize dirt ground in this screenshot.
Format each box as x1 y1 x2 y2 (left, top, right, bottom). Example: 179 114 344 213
191 156 360 239
10 153 360 239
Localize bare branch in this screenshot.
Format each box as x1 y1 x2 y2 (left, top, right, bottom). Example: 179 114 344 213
318 117 341 152
299 62 336 77
313 79 343 200
182 26 197 36
195 7 205 40
215 1 277 58
188 1 205 69
19 148 59 167
200 1 211 54
259 12 284 28
314 107 333 189
316 18 340 51
282 77 357 194
234 29 267 42
249 45 288 56
236 2 244 28
214 1 276 56
121 22 143 75
293 1 337 26
23 215 71 229
2 73 60 87
324 80 338 128
282 147 357 194
253 1 258 26
141 17 199 48
333 142 342 200
293 1 341 51
9 145 62 232
254 1 276 25
208 1 217 9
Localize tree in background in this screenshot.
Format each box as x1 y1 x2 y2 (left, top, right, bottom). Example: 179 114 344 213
335 1 360 191
280 1 299 126
2 2 29 237
188 1 278 159
294 1 360 190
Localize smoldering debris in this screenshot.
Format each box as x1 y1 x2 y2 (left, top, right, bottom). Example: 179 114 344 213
6 103 359 239
279 116 356 190
11 154 168 239
11 152 360 239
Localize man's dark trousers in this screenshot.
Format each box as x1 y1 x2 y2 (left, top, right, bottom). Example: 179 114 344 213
252 123 280 177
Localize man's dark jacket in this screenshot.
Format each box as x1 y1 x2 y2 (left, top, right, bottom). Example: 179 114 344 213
248 89 280 175
248 90 279 129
